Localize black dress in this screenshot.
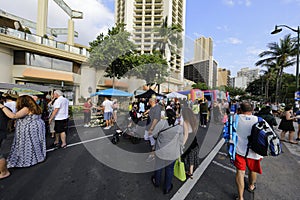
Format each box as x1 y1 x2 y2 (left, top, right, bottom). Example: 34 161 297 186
182 133 200 171
278 112 295 131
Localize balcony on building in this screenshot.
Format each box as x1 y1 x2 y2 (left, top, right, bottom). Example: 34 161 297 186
0 26 89 58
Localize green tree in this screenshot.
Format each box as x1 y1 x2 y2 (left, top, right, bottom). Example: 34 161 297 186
255 34 296 103
192 82 209 90
152 16 183 92
246 73 296 103
130 52 169 87
225 86 246 99
153 16 183 57
88 23 136 87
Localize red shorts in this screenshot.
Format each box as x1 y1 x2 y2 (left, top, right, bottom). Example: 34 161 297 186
234 154 263 174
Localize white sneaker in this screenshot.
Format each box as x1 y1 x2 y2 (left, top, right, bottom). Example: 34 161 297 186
84 124 89 127
146 154 155 162
103 126 110 130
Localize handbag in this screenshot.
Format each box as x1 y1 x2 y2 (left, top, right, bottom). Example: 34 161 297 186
173 157 186 181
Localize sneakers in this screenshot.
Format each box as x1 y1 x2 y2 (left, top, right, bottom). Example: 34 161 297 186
83 124 89 127
103 126 111 130
146 154 155 162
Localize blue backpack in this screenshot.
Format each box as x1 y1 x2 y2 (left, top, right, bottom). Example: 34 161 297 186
246 117 282 157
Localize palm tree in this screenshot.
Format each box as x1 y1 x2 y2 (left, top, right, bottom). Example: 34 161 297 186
260 62 279 101
152 16 183 92
153 16 183 57
255 34 296 103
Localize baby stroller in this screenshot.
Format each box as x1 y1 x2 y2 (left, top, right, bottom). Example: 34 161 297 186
111 107 145 144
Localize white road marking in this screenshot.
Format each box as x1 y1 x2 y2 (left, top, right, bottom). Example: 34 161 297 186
171 138 225 200
217 151 228 156
212 160 248 178
46 134 113 152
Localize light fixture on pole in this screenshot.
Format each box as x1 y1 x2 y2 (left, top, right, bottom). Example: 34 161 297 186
271 24 300 92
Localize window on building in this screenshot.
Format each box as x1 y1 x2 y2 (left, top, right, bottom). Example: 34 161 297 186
52 58 72 72
13 51 26 65
13 51 79 73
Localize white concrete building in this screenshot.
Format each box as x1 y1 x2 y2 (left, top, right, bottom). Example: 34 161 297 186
0 0 94 104
236 67 260 87
115 0 186 92
234 76 248 89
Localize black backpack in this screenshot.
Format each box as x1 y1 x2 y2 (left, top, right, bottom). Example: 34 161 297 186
246 117 282 157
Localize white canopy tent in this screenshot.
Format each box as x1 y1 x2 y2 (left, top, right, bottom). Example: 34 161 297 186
166 91 187 99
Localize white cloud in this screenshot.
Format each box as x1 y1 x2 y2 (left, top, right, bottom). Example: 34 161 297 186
0 0 114 46
245 0 252 6
226 37 243 44
246 46 263 56
223 0 252 7
223 0 235 6
216 25 230 32
193 32 202 38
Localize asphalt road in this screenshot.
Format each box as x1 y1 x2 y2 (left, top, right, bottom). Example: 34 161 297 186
0 115 299 200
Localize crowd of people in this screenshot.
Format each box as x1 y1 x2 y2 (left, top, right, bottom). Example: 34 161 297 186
0 90 69 180
1 87 300 200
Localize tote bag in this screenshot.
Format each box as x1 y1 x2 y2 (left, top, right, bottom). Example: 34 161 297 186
174 157 186 182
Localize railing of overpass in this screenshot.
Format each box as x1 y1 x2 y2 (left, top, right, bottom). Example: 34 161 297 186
0 26 89 57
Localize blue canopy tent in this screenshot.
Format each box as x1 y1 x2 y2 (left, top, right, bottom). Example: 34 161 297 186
90 88 133 97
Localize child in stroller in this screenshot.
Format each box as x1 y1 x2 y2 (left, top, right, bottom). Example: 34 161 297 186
111 104 145 144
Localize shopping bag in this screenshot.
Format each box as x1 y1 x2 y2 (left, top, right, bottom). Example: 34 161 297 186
173 158 186 181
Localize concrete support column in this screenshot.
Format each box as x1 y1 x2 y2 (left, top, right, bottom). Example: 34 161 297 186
67 19 74 46
0 47 13 83
36 0 48 37
80 64 96 99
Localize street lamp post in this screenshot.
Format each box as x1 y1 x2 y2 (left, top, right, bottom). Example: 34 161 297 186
271 24 300 91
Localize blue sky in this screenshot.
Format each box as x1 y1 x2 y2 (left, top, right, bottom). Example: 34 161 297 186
1 0 300 76
184 0 300 75
99 0 300 76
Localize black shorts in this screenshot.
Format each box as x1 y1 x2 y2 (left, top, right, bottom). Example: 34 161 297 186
54 119 68 133
0 138 5 159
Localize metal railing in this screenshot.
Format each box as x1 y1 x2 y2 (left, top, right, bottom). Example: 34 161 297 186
0 26 89 57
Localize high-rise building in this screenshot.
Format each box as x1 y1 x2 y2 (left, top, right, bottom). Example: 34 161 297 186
217 68 231 87
236 67 260 87
184 36 218 88
184 59 218 88
115 0 186 92
194 37 213 61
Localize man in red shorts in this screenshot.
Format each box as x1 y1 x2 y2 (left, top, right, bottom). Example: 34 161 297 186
234 101 263 200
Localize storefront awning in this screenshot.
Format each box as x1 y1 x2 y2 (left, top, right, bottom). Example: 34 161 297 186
22 68 73 82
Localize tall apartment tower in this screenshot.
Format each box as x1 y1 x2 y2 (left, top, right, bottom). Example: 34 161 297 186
194 37 213 61
217 68 231 87
184 36 217 88
115 0 186 92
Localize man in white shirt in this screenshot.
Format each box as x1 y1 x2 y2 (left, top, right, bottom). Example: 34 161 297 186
234 101 263 200
102 97 113 129
3 94 17 113
49 90 69 149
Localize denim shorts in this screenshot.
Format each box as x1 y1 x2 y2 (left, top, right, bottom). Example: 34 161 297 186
104 112 112 120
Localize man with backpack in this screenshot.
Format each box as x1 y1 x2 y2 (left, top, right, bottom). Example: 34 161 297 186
234 102 263 200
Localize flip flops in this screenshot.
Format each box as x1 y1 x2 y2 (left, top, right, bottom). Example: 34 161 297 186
288 141 298 144
247 183 256 193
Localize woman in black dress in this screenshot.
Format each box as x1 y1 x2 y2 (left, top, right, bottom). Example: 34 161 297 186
181 107 199 179
278 105 298 144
